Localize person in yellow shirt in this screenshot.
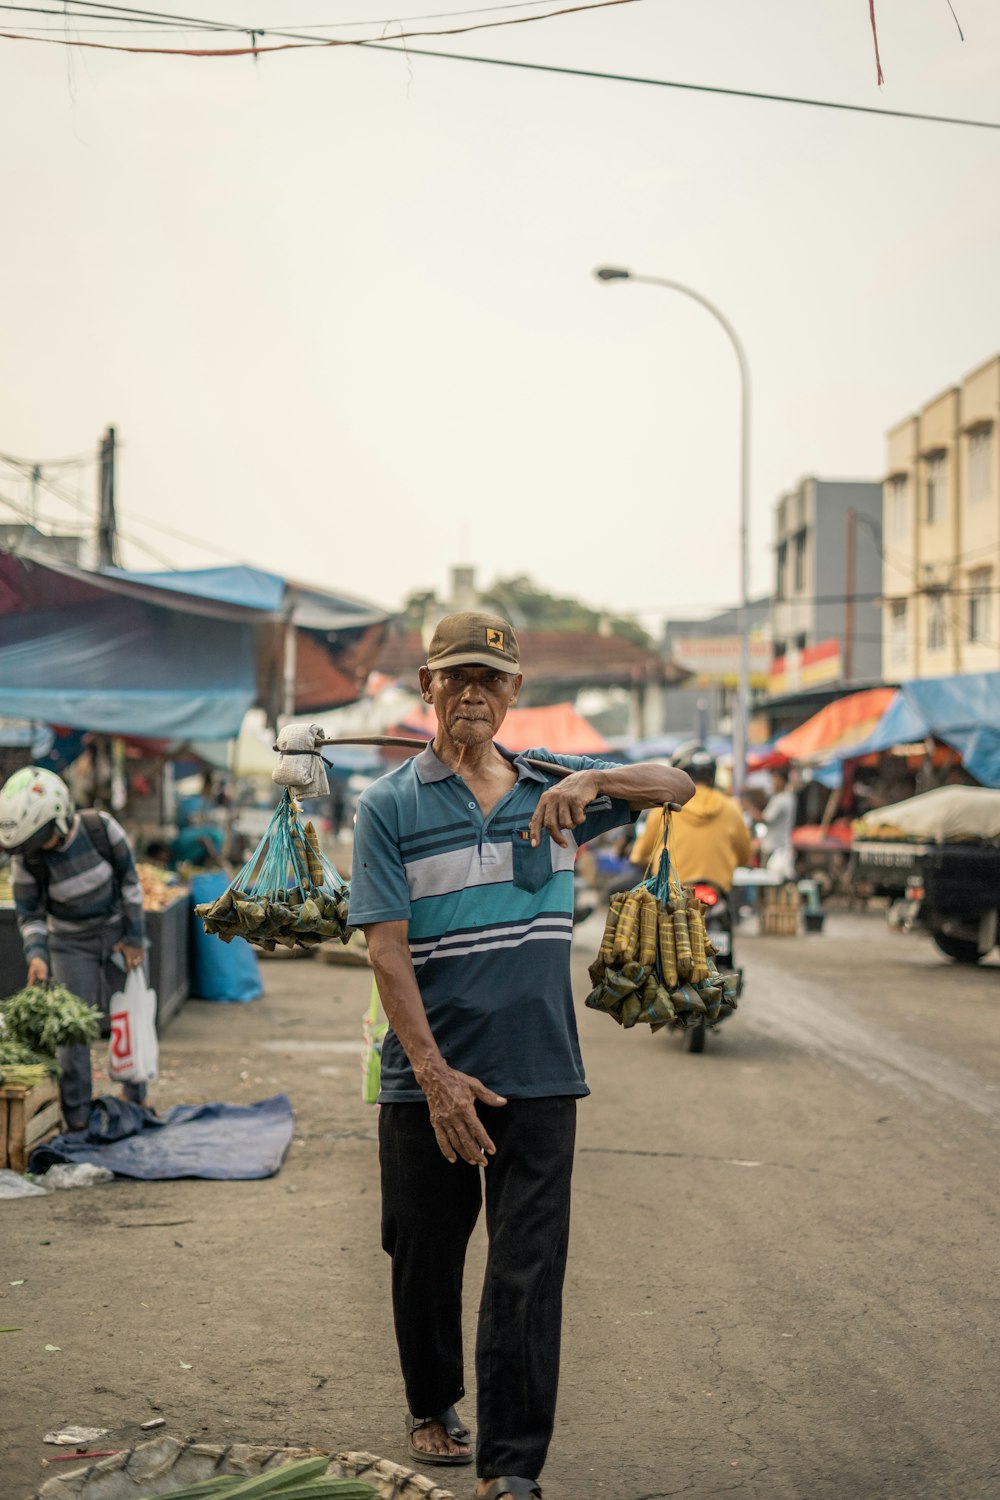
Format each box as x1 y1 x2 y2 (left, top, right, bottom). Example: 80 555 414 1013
630 745 751 892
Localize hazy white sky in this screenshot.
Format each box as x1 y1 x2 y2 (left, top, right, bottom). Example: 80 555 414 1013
2 0 999 631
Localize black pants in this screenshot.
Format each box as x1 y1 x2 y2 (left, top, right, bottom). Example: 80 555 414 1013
379 1096 577 1481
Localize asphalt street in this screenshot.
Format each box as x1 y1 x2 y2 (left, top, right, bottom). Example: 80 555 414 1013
4 909 999 1500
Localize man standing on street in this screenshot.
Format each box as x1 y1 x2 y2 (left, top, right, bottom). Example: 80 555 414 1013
348 612 694 1500
760 768 798 881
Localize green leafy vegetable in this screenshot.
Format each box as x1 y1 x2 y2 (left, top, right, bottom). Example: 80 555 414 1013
0 1038 58 1071
1 984 99 1053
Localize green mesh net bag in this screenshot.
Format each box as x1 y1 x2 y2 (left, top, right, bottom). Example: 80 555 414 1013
195 790 352 952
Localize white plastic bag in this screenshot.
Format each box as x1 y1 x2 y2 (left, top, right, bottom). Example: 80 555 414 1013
272 721 330 797
40 1163 114 1191
108 968 159 1084
0 1167 48 1198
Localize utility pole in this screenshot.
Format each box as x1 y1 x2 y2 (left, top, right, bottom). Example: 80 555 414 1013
97 426 120 567
844 507 856 685
29 464 41 528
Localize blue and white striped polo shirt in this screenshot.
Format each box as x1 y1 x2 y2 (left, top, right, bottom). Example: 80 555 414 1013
348 744 633 1102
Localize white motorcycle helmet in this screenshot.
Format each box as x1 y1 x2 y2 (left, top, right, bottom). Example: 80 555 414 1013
0 766 75 858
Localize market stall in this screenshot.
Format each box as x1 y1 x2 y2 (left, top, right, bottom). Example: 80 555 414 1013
841 672 1000 789
0 550 393 1024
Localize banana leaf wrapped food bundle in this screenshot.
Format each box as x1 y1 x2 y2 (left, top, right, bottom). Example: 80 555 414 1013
585 810 741 1032
195 791 352 952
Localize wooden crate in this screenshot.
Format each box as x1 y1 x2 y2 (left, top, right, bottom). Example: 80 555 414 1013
0 1078 63 1172
760 883 801 937
760 907 800 936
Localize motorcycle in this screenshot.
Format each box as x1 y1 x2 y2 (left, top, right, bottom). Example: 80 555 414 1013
682 879 739 1054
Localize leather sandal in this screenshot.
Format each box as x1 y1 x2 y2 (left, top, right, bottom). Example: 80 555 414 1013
477 1480 542 1499
406 1405 473 1466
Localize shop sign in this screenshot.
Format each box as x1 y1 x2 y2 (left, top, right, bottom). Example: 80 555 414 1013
769 639 842 695
672 634 772 687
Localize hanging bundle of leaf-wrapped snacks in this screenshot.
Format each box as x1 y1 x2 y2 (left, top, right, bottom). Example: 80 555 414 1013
195 790 352 951
586 806 741 1031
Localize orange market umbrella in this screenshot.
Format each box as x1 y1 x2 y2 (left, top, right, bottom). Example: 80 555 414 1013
394 701 609 756
775 687 898 764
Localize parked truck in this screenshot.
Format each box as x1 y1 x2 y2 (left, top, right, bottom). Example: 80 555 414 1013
850 786 1000 965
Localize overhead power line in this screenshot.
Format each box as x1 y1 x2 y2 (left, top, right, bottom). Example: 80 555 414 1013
2 0 995 131
360 43 1000 132
1 0 572 29
0 0 649 54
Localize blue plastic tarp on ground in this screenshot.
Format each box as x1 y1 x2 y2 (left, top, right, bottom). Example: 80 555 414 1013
29 1094 294 1179
842 672 1000 787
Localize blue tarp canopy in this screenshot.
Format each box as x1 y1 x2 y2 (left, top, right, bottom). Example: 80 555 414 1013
0 597 256 739
623 733 732 763
842 672 1000 788
0 550 391 740
100 564 286 616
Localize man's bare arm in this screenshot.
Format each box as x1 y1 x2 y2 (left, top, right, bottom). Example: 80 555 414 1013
529 761 695 848
363 920 506 1166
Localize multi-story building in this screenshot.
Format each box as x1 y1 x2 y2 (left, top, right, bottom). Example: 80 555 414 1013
769 476 884 705
883 354 1000 679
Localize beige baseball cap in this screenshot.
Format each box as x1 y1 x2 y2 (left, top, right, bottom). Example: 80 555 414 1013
425 611 521 672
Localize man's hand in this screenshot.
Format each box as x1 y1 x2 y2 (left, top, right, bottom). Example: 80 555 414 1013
528 769 602 849
418 1062 507 1166
27 956 49 986
114 942 145 971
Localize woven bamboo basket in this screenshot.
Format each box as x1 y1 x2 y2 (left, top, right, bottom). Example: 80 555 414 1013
34 1437 458 1500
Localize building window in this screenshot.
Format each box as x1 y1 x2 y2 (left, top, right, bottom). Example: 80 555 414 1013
775 540 787 600
968 568 993 644
968 428 994 503
889 600 908 664
925 454 947 524
926 595 947 653
887 476 909 543
794 632 808 652
793 529 806 592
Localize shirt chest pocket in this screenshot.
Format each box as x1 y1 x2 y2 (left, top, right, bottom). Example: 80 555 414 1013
511 833 553 893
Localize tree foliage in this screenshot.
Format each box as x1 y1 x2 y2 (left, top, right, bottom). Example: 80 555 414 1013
401 575 650 647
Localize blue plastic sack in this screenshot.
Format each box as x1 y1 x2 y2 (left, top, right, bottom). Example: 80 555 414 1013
189 871 263 1003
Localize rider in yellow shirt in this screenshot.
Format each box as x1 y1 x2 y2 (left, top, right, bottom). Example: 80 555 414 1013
630 745 751 891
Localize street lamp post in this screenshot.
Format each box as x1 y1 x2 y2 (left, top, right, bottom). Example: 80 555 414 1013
594 266 752 795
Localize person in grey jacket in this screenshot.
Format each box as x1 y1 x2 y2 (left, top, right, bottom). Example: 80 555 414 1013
0 766 148 1130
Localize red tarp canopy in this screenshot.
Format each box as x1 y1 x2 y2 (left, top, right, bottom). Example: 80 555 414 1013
394 701 609 755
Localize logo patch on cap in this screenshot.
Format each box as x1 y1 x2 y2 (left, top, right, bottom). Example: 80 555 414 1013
486 627 506 651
